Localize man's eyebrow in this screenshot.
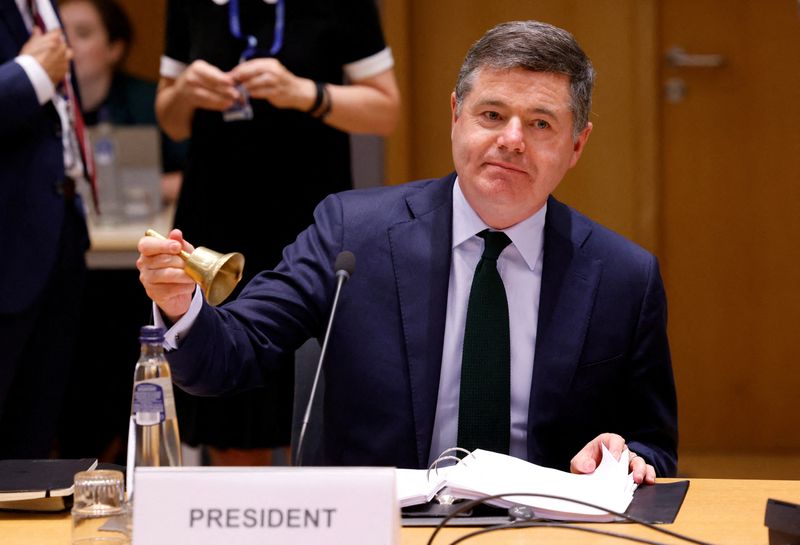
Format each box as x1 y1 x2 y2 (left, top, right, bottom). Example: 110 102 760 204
531 106 558 118
473 98 507 108
473 98 559 118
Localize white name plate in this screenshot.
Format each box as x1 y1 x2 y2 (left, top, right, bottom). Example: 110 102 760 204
132 466 399 545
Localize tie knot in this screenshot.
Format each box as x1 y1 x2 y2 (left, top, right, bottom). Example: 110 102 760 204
478 230 512 260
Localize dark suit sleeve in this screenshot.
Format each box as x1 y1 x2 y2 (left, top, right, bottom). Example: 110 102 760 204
165 192 345 395
0 59 44 139
625 256 679 476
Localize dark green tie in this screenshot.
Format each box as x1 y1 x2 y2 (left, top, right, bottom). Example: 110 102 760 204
458 229 512 454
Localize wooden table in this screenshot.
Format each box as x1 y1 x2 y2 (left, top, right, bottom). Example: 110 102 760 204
1 478 797 544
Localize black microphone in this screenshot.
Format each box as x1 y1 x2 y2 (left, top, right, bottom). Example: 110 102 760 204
294 251 355 466
333 250 356 284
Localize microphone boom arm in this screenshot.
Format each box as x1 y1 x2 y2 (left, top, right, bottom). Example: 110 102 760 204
294 266 351 466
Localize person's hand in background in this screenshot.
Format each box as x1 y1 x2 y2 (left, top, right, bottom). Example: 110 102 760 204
231 57 315 111
157 59 241 140
20 27 71 84
174 59 240 111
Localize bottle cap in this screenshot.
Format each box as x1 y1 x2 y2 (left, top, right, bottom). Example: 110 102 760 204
139 325 165 343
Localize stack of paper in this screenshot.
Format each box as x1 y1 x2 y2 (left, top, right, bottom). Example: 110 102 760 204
395 466 452 507
396 445 636 522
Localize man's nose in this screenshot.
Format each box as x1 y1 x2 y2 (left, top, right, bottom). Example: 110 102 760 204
497 118 525 153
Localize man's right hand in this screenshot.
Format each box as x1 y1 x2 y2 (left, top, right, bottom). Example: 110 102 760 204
20 28 71 85
137 229 196 322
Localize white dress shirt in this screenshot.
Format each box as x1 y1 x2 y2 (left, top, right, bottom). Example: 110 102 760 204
14 0 57 104
427 178 545 465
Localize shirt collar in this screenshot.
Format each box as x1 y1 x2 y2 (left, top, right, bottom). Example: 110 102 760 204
452 177 547 271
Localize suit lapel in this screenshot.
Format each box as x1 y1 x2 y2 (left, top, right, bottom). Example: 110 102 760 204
528 197 602 448
388 174 455 468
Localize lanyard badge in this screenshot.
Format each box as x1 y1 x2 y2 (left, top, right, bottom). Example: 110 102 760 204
223 0 285 122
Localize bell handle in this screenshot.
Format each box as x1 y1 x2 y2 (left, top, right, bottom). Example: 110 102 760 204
144 229 192 261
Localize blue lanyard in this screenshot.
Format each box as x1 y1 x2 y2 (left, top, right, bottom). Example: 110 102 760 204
228 0 285 60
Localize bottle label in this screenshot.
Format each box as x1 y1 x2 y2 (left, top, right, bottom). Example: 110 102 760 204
133 378 177 426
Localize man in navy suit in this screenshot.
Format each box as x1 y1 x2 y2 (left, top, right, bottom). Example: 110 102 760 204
0 0 89 457
138 21 677 482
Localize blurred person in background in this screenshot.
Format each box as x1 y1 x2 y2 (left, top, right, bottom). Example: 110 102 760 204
55 0 187 463
1 0 91 458
59 0 187 200
156 0 399 466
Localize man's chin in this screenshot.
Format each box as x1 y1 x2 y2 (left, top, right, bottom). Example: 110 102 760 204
476 173 529 196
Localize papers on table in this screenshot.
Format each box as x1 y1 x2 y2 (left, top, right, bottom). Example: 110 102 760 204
396 445 636 522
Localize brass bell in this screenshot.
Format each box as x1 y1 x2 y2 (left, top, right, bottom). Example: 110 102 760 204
145 229 244 306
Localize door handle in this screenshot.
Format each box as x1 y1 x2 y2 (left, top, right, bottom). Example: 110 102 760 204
665 46 726 68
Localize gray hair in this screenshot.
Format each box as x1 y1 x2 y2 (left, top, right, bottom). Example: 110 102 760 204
454 21 595 140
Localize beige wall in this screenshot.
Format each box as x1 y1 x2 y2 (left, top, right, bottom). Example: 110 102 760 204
116 0 165 82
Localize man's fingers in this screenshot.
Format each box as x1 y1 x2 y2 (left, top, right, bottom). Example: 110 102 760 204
591 432 626 460
139 260 193 282
145 279 196 298
629 453 656 485
630 453 645 483
570 440 600 474
628 451 657 485
604 433 627 460
644 465 656 485
571 432 630 475
166 228 196 254
138 252 185 271
137 235 181 257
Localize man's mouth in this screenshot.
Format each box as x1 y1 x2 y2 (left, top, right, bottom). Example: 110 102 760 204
484 161 526 174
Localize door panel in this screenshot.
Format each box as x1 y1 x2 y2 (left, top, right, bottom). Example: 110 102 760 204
660 1 800 450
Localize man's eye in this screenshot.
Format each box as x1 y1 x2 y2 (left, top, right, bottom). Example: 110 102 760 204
484 111 501 121
533 119 550 129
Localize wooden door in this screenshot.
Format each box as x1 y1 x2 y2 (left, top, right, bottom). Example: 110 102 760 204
660 1 800 453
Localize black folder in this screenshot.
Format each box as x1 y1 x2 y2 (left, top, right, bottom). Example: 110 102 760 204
0 458 98 512
401 480 690 526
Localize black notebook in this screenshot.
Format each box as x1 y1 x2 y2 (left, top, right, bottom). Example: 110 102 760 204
0 458 98 512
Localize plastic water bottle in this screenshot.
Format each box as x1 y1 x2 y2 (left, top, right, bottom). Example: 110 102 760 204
130 325 182 467
93 116 123 223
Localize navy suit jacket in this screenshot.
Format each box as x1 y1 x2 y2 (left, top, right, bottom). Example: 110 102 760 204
169 174 678 475
0 0 87 313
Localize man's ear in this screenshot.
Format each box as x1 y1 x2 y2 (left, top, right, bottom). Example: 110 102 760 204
568 121 593 169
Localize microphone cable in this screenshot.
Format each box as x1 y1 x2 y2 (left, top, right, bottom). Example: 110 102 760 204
425 491 716 545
